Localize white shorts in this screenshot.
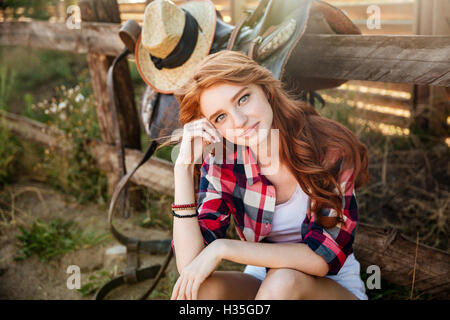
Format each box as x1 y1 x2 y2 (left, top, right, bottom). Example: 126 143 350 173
243 253 368 300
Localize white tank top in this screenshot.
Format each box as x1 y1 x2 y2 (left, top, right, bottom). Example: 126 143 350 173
253 183 368 299
265 184 305 243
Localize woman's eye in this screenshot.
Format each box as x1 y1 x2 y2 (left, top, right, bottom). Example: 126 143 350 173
215 114 225 123
238 94 249 105
214 94 249 123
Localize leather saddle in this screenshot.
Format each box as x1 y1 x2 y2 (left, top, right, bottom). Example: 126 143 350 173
100 0 360 300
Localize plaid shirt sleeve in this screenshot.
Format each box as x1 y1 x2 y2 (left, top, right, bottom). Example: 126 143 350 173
196 156 234 245
301 161 359 275
171 155 232 255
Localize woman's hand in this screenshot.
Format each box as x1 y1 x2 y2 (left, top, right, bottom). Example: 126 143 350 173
175 118 221 167
170 240 224 300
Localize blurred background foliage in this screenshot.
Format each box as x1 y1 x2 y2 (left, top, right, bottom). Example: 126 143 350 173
0 0 77 20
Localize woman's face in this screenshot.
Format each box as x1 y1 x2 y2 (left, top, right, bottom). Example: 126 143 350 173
199 82 273 147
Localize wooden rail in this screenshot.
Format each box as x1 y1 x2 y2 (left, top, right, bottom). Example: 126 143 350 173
0 110 175 195
1 21 449 87
0 21 121 56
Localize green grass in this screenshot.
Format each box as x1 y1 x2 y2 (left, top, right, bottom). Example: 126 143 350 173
360 271 433 300
0 46 89 114
0 119 22 187
22 83 108 205
134 187 173 231
14 217 111 263
77 266 118 297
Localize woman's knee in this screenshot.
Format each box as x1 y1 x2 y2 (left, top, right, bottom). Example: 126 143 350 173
196 272 229 300
255 268 315 300
196 271 261 300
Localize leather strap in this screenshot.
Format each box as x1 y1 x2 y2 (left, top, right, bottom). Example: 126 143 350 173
98 139 172 300
119 20 141 53
99 21 173 300
226 12 251 50
107 20 142 219
107 47 131 219
94 264 162 300
107 140 172 254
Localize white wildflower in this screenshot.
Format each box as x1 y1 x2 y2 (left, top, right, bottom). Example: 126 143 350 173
74 93 84 103
58 101 67 110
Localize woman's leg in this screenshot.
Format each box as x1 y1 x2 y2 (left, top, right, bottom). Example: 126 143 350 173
255 268 358 300
196 271 262 300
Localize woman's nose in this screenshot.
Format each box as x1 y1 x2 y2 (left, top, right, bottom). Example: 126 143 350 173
231 109 248 128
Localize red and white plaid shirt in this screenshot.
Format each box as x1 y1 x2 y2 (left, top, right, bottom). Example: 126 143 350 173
172 144 359 275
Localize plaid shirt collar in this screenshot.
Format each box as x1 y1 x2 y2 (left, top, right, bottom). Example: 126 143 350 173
225 143 263 186
242 146 262 186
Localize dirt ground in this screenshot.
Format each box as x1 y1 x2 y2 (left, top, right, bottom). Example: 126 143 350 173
0 177 245 300
0 178 181 300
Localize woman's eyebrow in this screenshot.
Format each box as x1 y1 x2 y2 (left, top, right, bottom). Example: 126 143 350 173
208 86 249 121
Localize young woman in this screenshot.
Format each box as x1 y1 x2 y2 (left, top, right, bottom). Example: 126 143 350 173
165 50 370 300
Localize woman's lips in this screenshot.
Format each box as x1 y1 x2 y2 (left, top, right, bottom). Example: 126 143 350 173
240 122 260 137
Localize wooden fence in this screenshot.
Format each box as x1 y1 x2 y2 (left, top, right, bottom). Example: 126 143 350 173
1 1 448 138
1 0 450 298
116 0 449 139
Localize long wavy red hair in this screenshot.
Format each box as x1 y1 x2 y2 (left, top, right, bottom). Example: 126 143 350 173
166 50 369 228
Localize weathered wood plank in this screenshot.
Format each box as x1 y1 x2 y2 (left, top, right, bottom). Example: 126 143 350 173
321 88 412 111
346 80 413 93
79 0 142 208
0 110 174 195
1 21 449 85
291 34 450 86
0 21 122 56
411 0 450 140
335 2 414 21
354 223 450 299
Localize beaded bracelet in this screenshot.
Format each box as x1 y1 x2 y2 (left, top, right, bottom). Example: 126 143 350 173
171 209 199 218
172 207 197 211
171 202 197 209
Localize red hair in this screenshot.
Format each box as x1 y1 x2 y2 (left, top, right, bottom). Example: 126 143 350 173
171 50 369 228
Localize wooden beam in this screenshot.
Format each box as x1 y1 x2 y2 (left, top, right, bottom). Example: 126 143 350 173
354 223 450 299
0 21 122 56
334 2 414 21
0 110 174 195
1 21 449 86
2 109 449 298
321 88 412 111
290 34 450 86
411 0 450 141
79 0 142 208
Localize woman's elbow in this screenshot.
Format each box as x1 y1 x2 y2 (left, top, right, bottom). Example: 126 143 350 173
314 257 330 277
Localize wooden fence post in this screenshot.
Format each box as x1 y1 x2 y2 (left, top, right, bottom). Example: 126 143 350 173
79 0 142 207
231 0 245 25
411 0 449 143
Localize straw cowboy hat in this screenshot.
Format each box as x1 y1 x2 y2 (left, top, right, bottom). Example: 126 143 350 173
135 0 216 94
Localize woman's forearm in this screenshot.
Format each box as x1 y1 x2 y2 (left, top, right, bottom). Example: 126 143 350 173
218 239 329 277
173 164 205 273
